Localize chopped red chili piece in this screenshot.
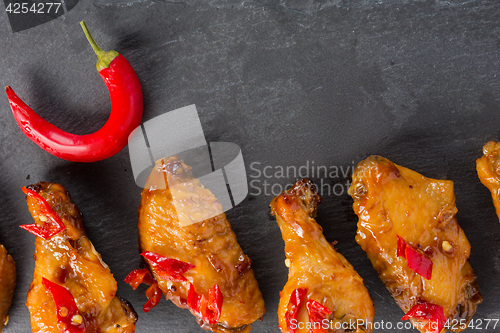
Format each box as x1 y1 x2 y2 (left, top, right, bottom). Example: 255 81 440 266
143 283 162 313
405 245 433 280
306 299 332 333
402 302 446 333
20 187 65 239
397 235 407 257
141 251 195 282
42 277 85 333
397 235 433 280
124 269 162 312
187 283 203 314
124 269 155 290
203 284 223 325
187 283 223 325
285 288 308 333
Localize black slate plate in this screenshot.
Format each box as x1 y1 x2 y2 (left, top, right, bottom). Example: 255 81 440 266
1 1 500 332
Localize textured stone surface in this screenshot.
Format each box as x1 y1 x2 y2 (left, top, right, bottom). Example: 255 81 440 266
1 0 500 332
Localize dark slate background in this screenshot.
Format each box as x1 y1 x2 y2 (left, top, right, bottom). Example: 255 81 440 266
1 0 500 332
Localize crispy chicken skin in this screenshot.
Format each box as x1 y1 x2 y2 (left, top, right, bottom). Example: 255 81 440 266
24 182 137 333
270 179 375 333
349 156 482 333
476 141 500 222
138 157 265 332
0 244 15 332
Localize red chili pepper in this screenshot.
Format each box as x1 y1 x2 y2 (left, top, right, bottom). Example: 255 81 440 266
402 302 446 333
42 277 86 333
5 21 142 163
397 235 433 280
285 288 308 333
141 251 196 282
306 299 332 333
20 187 65 239
187 283 223 325
124 269 162 312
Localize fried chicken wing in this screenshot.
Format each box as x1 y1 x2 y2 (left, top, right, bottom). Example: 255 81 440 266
349 156 482 333
270 179 374 333
476 141 500 222
23 182 137 333
0 244 15 332
135 157 265 332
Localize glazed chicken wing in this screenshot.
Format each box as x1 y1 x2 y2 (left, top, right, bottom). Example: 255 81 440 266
270 179 374 333
0 244 15 332
23 182 137 333
133 157 265 332
476 141 500 222
349 156 482 333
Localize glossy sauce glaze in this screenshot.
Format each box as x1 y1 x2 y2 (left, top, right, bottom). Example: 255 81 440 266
477 141 500 222
0 244 15 332
349 156 482 333
271 179 374 333
24 182 137 333
138 157 265 333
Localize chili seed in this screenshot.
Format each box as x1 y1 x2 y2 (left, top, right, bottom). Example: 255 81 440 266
442 241 453 252
71 314 83 325
59 307 69 317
